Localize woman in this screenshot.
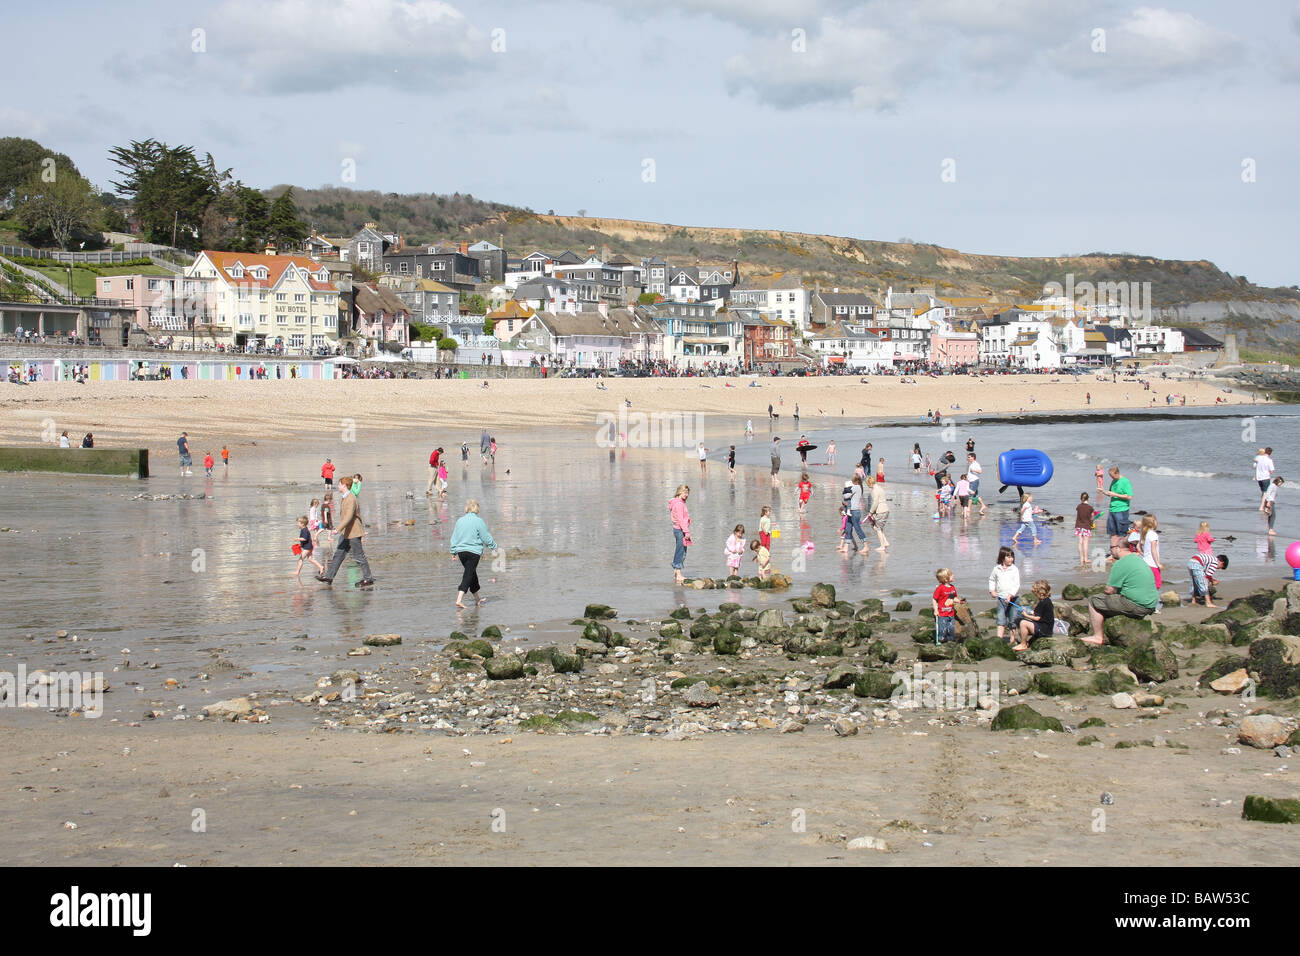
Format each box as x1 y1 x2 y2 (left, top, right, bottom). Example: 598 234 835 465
865 475 890 551
81 433 94 448
450 499 498 608
844 475 869 555
669 485 692 584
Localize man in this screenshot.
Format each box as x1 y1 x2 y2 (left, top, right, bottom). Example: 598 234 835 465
1099 465 1133 548
480 428 491 464
1085 542 1158 643
318 476 375 587
425 447 442 496
966 452 987 515
933 449 956 489
177 432 192 476
1254 447 1275 509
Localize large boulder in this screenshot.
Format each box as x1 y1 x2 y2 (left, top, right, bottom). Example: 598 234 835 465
811 583 837 607
1102 615 1158 648
1161 622 1231 647
584 604 618 619
964 636 1018 662
756 608 785 628
1241 795 1300 824
1199 655 1246 687
1061 583 1087 602
1238 715 1293 749
446 638 493 659
550 650 584 674
484 656 525 680
991 704 1063 733
713 629 742 655
1247 637 1300 698
1031 670 1122 697
865 639 897 664
823 664 860 689
853 670 897 699
1126 639 1179 683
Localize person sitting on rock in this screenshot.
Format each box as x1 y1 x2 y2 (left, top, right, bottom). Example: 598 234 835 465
1085 543 1158 644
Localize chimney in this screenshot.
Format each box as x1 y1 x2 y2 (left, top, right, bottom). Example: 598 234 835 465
459 241 468 255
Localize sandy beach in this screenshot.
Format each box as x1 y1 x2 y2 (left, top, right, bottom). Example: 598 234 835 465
0 373 1253 459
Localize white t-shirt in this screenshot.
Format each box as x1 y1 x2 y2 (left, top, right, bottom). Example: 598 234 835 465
1255 455 1275 481
698 446 708 461
1264 484 1279 505
1141 530 1159 567
968 460 982 479
1020 500 1033 522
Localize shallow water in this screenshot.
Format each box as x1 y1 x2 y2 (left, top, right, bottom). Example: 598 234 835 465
2 406 1298 720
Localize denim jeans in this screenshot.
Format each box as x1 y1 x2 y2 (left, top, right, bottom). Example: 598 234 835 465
1187 559 1208 598
846 510 866 547
672 529 687 570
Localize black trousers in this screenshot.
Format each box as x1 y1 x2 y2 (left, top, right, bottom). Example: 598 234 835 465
457 551 482 593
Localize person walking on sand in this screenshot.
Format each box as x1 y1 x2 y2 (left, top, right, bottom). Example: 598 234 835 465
1254 447 1276 508
461 441 469 462
426 446 443 496
843 475 868 555
698 442 709 478
796 435 812 465
1099 465 1133 549
866 475 890 551
727 444 736 479
768 403 774 421
670 484 692 585
203 451 215 478
177 432 192 476
489 437 497 463
450 499 498 608
480 428 491 464
221 445 230 468
770 437 782 486
317 476 375 587
1011 492 1044 547
437 461 449 499
797 471 813 515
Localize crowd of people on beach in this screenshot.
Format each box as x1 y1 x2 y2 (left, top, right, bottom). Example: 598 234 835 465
665 407 1283 652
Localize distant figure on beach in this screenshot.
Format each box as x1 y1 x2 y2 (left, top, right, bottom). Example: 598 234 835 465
322 457 335 490
317 476 375 588
221 445 229 468
826 439 836 465
1254 447 1276 507
797 472 813 515
746 419 753 437
58 431 70 449
461 442 469 462
796 435 812 464
768 403 774 420
480 429 491 463
450 499 498 608
293 515 325 580
860 442 872 475
770 438 781 486
489 437 497 463
670 485 692 585
967 453 986 515
177 432 192 476
81 433 94 448
1075 492 1096 567
426 447 442 496
865 476 890 551
727 445 736 478
698 442 709 477
203 451 215 478
1263 476 1283 536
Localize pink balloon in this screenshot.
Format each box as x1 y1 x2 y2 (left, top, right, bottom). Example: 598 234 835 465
1286 541 1300 569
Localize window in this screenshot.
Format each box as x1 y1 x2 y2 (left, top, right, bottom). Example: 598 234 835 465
433 262 446 271
296 314 305 324
294 294 305 302
290 334 304 349
400 261 409 273
276 293 287 301
147 279 162 291
259 292 267 301
312 335 325 347
276 313 286 324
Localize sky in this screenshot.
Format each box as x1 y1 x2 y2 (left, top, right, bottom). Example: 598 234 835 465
3 0 1298 287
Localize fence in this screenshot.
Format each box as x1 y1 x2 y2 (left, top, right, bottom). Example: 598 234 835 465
0 243 195 266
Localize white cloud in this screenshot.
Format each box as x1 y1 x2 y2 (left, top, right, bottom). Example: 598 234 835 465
117 0 489 93
1055 7 1246 83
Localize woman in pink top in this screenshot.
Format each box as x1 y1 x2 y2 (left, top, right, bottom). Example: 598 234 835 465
669 484 692 585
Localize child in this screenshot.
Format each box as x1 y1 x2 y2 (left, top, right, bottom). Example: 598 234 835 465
1011 492 1043 546
826 439 836 465
321 492 335 545
797 472 813 515
954 473 972 520
221 445 230 468
437 461 449 499
728 445 736 478
938 476 954 517
1013 580 1055 652
489 437 497 462
1187 552 1228 607
1194 520 1215 556
322 458 335 489
1075 492 1096 568
203 451 215 478
987 546 1021 642
725 524 746 576
1264 476 1283 536
308 498 322 544
461 442 469 462
750 538 771 580
293 516 325 579
932 568 958 644
1095 462 1105 492
758 505 773 550
1138 514 1163 595
875 457 885 483
911 445 923 473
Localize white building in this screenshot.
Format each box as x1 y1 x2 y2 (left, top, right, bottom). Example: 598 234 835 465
731 275 811 332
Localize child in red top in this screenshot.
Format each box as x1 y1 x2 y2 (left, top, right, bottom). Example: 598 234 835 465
1195 521 1215 555
322 458 336 489
797 472 813 515
933 568 958 643
203 452 215 477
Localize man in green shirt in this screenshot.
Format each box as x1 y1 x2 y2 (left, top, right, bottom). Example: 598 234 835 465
1099 465 1133 548
1085 543 1158 643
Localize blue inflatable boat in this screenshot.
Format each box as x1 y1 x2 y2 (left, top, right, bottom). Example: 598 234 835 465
997 449 1054 488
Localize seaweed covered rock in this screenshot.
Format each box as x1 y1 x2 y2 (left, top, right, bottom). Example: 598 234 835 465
865 639 897 664
811 582 836 607
713 629 742 655
1241 795 1300 824
1126 639 1179 683
823 663 860 689
964 636 1019 662
1199 655 1247 687
1247 636 1300 698
484 655 525 680
1103 616 1158 648
446 638 494 659
583 603 618 619
1061 583 1087 602
991 704 1063 733
853 669 897 699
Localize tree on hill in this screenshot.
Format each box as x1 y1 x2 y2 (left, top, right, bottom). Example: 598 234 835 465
464 293 487 315
108 139 218 247
0 137 80 213
267 187 308 251
482 317 496 336
16 169 99 250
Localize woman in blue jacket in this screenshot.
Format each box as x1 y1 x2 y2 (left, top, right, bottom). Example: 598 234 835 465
451 499 498 608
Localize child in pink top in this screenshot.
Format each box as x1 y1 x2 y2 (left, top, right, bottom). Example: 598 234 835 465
1195 521 1215 555
725 524 746 575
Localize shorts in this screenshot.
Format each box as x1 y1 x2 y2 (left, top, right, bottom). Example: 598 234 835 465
1105 510 1130 537
1187 560 1209 597
958 496 969 507
996 597 1020 627
870 513 888 529
180 453 192 466
1089 592 1155 619
324 477 333 486
1075 527 1092 537
1259 478 1271 493
771 461 780 475
936 616 955 642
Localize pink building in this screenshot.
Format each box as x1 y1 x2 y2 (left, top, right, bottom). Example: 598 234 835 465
930 331 979 367
96 274 182 332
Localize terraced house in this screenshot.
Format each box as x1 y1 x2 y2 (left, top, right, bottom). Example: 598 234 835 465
182 251 341 352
